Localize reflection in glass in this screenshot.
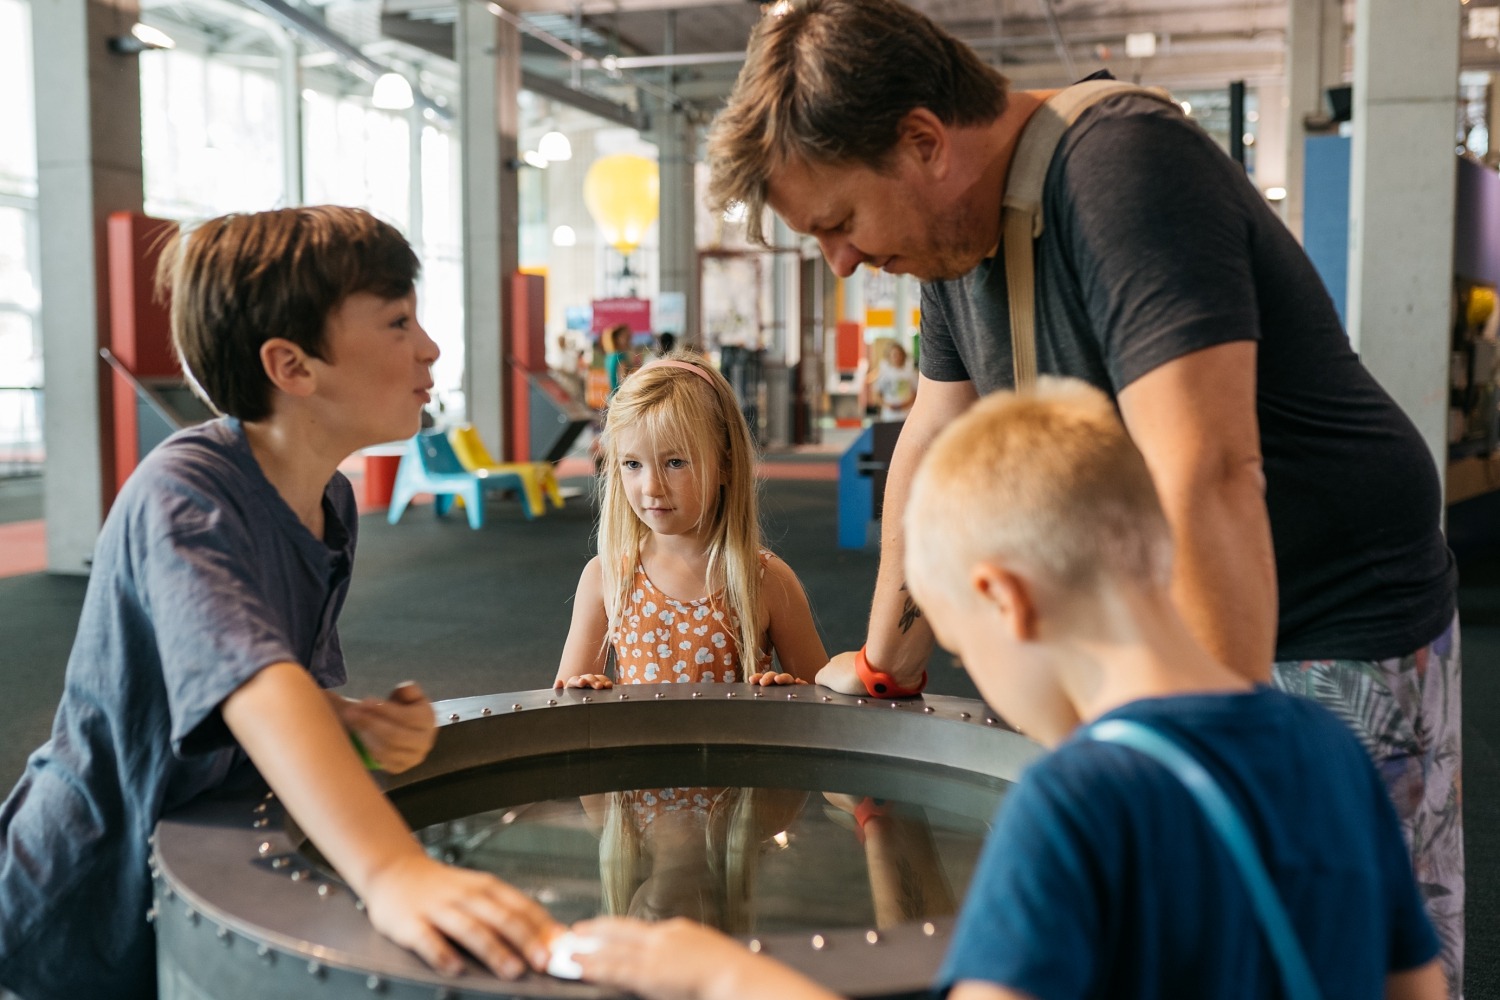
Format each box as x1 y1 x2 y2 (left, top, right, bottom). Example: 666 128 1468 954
408 747 1008 936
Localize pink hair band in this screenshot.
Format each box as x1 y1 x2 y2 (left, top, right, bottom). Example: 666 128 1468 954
636 359 717 387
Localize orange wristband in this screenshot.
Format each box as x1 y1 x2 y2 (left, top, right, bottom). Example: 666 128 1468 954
854 646 927 698
853 796 889 845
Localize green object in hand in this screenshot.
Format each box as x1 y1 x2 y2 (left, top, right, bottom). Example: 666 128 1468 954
349 732 382 771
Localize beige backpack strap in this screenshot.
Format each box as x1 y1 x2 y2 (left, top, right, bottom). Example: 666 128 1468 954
1000 80 1177 390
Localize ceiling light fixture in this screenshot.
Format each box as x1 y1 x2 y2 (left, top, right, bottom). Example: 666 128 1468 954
108 22 176 54
538 131 573 162
372 72 414 111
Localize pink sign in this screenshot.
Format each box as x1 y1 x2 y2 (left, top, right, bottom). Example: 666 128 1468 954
591 297 652 334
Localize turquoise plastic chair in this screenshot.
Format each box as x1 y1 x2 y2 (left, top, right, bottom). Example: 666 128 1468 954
386 430 527 529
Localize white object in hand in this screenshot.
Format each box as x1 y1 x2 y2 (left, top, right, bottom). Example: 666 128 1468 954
547 931 602 980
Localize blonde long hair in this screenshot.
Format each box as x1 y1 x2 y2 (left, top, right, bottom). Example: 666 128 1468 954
597 351 762 674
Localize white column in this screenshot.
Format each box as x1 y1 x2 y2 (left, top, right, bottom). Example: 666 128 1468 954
1283 0 1345 240
32 0 144 574
1253 79 1287 201
656 107 700 347
457 2 519 450
1346 0 1460 485
277 29 303 207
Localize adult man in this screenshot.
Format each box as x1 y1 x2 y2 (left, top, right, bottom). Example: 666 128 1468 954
707 0 1460 992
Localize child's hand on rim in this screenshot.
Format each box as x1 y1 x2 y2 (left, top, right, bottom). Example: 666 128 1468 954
360 853 562 980
745 671 809 686
556 674 614 690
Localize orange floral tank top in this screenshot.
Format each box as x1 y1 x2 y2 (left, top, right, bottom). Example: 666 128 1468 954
611 550 775 683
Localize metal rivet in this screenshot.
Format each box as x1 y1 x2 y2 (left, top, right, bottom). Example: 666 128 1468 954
617 693 628 700
185 908 198 925
856 698 867 705
367 974 384 991
753 690 763 698
164 887 176 900
308 960 324 977
317 884 332 898
810 934 826 950
264 792 276 801
959 712 971 720
787 692 798 699
435 990 454 1000
253 803 267 814
582 696 592 703
258 842 272 855
253 818 268 828
654 691 665 699
692 692 701 699
512 703 524 710
890 702 900 708
448 713 460 722
547 698 557 706
923 922 936 936
985 718 997 725
821 695 832 702
748 939 762 954
290 870 305 881
145 907 157 924
481 707 492 716
865 930 880 944
355 898 366 911
257 944 271 959
923 706 935 713
271 857 289 869
726 691 737 698
216 925 230 942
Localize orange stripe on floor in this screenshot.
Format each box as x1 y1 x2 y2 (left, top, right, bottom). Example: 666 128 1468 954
0 520 46 578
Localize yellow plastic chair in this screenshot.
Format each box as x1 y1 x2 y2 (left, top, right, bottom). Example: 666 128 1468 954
448 424 565 519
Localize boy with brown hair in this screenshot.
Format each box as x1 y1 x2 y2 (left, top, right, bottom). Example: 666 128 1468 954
0 206 559 1000
566 379 1445 1000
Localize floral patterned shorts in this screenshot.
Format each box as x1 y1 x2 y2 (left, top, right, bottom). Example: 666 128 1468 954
1273 615 1462 999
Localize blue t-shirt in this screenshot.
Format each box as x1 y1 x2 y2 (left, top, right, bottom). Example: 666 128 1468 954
936 689 1437 1000
0 418 357 1000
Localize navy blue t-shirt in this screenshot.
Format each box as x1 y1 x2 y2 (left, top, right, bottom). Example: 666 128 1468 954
0 418 357 1000
936 689 1437 1000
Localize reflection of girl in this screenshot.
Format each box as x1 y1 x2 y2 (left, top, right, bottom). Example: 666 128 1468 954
554 352 826 690
596 786 806 933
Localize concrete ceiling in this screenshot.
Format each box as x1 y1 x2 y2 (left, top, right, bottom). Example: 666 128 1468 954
141 0 1496 129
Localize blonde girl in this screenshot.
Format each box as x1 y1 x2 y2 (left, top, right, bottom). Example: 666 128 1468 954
554 351 826 689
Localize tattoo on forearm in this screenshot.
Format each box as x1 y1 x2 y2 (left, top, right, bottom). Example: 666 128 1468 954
898 583 923 634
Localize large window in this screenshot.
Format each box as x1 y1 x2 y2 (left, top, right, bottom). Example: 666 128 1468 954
141 47 285 219
0 0 41 476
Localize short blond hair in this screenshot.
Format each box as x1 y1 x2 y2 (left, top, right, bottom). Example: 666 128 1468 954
906 379 1172 606
707 0 1008 245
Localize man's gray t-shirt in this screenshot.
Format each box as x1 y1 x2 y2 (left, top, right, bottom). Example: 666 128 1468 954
920 92 1455 662
0 417 356 1000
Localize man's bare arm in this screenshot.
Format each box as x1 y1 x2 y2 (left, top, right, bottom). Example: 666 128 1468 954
1117 340 1277 682
818 376 979 694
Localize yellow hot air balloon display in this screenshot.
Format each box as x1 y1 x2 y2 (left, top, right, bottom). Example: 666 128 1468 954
583 154 660 254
